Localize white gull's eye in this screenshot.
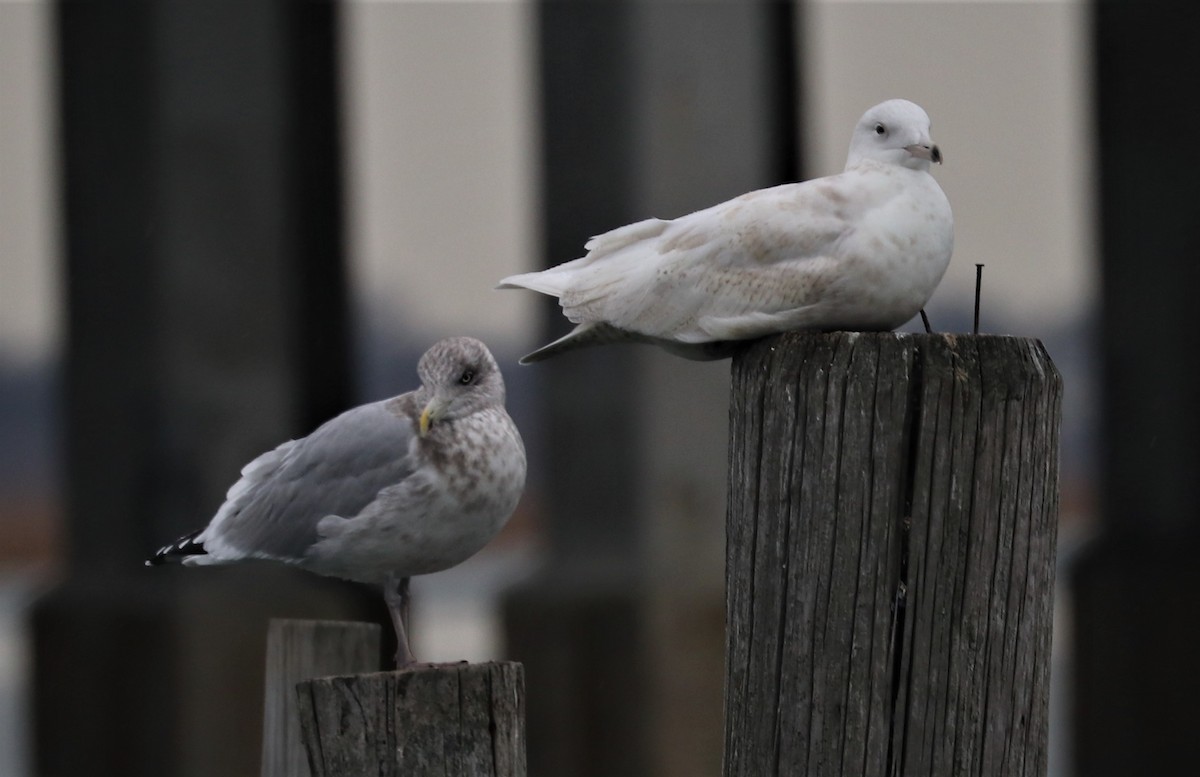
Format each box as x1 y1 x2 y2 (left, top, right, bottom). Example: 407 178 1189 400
874 123 887 136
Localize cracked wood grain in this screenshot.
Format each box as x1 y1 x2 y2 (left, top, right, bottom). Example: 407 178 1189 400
724 332 1061 777
296 661 526 777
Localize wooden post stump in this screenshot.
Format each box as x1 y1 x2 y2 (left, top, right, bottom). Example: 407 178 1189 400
262 619 381 777
724 332 1061 777
296 662 526 777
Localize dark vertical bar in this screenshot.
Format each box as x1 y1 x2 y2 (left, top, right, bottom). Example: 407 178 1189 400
504 4 649 774
504 2 802 775
56 1 160 571
1091 4 1200 537
534 0 643 562
767 0 802 182
282 3 353 430
35 2 369 775
1075 3 1200 775
974 263 983 334
631 2 802 774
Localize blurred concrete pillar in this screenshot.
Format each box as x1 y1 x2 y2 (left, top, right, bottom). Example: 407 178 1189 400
33 3 380 776
502 4 650 776
504 2 799 776
1074 4 1200 775
631 4 800 776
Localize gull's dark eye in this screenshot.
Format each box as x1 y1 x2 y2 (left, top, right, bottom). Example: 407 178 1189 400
458 369 476 385
874 123 887 136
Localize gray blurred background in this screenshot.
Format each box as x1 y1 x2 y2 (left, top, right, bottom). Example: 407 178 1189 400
2 1 1195 776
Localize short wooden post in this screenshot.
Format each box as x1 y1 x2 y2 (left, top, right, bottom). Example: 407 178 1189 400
261 619 381 777
296 662 526 777
724 332 1061 777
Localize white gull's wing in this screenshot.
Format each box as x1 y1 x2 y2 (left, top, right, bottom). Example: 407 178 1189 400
506 171 897 344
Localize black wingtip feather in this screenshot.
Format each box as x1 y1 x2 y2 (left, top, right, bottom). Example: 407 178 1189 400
146 530 207 566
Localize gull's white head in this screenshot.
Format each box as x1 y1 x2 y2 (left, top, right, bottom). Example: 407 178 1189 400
845 99 942 172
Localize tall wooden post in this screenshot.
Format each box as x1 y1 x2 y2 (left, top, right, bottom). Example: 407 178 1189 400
724 332 1061 777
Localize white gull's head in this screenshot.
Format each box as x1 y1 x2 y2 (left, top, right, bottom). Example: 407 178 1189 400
845 99 942 172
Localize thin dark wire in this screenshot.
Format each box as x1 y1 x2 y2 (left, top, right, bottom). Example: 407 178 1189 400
920 309 932 334
973 264 984 335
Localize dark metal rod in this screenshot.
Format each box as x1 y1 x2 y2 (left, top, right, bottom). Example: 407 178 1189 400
973 263 984 335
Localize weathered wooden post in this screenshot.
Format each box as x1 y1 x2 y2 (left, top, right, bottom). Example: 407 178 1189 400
296 662 526 777
724 332 1061 777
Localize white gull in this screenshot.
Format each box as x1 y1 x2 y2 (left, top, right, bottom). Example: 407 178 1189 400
499 98 954 363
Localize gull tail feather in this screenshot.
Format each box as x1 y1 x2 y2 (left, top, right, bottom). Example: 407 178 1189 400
146 529 208 566
519 322 633 364
583 217 669 254
497 268 573 298
498 219 669 298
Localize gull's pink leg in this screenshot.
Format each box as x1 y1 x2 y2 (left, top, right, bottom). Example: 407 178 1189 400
383 574 415 666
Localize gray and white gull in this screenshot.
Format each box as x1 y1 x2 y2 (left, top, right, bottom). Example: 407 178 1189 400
148 336 526 665
499 98 954 363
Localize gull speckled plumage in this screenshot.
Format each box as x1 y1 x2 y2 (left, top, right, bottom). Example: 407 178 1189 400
148 337 526 664
499 99 954 363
